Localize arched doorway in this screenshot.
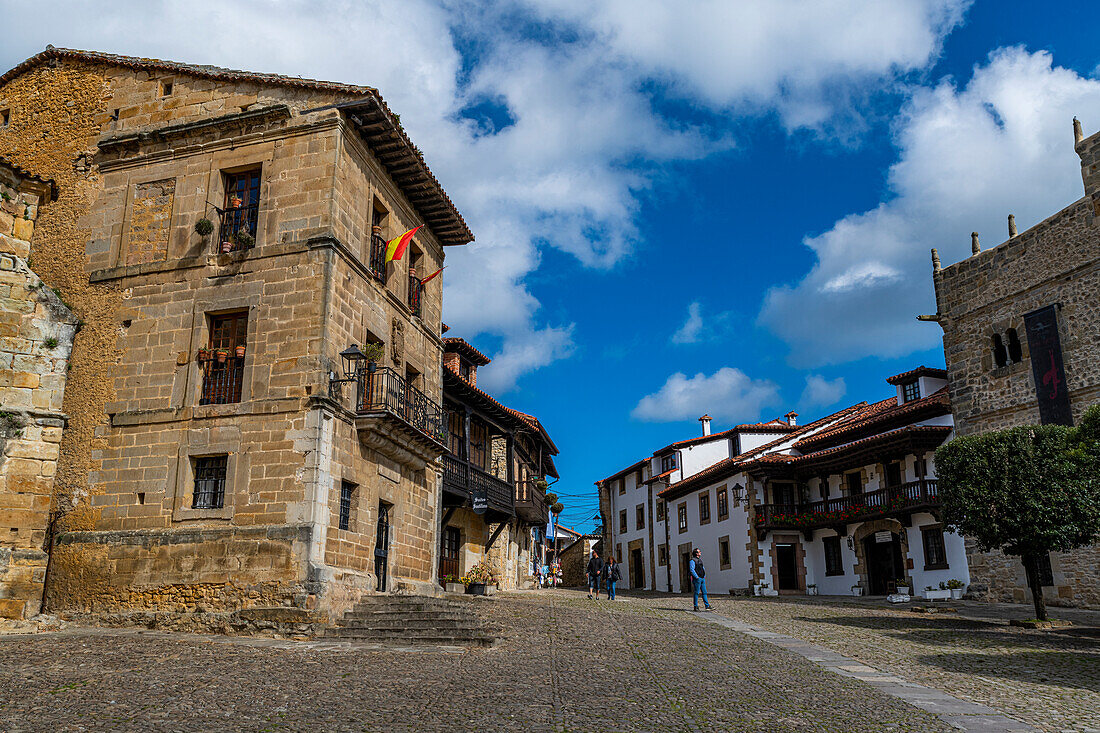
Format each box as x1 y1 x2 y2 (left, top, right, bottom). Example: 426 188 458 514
862 531 904 595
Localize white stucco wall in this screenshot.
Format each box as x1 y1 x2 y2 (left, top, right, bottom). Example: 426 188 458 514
679 439 733 479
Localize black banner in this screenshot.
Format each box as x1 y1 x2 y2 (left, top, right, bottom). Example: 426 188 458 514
472 486 488 515
1024 305 1073 426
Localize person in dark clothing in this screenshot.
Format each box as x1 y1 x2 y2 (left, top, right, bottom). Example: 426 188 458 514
689 548 711 611
586 550 604 599
603 556 621 600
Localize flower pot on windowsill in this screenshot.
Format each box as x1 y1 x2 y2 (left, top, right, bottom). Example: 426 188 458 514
229 196 242 209
465 583 487 596
220 241 233 254
215 349 229 364
234 345 246 358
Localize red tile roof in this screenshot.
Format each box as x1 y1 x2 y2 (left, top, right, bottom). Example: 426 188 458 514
443 337 491 366
657 418 796 454
658 402 869 500
737 424 952 473
794 387 949 452
596 458 649 487
886 365 947 385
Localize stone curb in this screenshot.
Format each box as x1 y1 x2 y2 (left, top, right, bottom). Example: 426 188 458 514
694 610 1037 732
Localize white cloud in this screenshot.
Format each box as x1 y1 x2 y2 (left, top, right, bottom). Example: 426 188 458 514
760 47 1100 367
476 325 575 394
632 367 779 423
800 374 847 407
1 0 972 386
671 302 704 344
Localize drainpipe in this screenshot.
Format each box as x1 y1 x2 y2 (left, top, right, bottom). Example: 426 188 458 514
663 484 672 592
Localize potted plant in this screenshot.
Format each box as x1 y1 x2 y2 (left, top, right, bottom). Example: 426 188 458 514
461 560 497 596
234 344 246 359
220 240 233 254
361 342 384 369
215 348 229 364
236 231 255 249
946 578 965 599
895 578 911 595
923 584 951 601
806 583 818 596
196 348 211 363
441 574 463 594
229 195 242 209
851 583 864 597
194 217 214 237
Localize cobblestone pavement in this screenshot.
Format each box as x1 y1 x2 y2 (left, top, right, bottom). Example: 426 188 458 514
690 594 1100 733
0 592 953 732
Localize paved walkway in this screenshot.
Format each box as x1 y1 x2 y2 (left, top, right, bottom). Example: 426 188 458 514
1 592 953 732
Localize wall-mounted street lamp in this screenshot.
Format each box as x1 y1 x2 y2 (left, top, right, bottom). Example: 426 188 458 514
329 344 367 400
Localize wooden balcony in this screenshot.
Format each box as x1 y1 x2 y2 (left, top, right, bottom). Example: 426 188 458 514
514 486 548 525
755 480 939 538
442 453 515 518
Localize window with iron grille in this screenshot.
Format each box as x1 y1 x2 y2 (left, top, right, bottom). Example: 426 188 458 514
921 525 948 570
677 503 687 533
823 536 843 576
717 487 729 520
192 455 228 509
219 168 261 251
902 380 920 403
339 480 356 531
201 311 248 405
619 509 627 534
699 492 711 523
636 504 645 530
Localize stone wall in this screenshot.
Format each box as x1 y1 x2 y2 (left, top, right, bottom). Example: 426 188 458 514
0 161 77 619
1 53 457 622
933 124 1100 608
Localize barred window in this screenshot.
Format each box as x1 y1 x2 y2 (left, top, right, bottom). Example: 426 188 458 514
339 480 356 531
201 311 248 405
193 456 227 509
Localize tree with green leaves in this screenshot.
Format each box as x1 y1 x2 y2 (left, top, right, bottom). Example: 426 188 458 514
934 405 1100 621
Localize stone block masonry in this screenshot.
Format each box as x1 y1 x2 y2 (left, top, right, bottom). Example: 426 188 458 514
0 158 77 619
933 121 1100 609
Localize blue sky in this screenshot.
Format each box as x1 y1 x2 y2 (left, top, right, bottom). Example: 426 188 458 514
6 1 1100 531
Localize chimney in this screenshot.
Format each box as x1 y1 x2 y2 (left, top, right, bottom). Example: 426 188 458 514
698 414 712 436
785 411 798 427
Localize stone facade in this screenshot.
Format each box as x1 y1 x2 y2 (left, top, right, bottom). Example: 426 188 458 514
0 158 77 619
0 48 470 623
932 121 1100 608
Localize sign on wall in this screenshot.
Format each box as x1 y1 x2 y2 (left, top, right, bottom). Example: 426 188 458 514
1024 305 1074 426
874 531 893 544
472 485 488 515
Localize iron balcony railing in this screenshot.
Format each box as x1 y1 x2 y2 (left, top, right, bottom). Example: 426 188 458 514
442 453 515 514
356 366 446 445
755 480 939 530
217 203 259 252
369 231 387 282
200 358 245 405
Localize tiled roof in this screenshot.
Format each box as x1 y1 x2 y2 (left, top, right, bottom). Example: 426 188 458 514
658 418 796 454
644 468 677 485
1 46 472 246
658 402 869 499
738 424 952 472
443 337 491 366
886 365 947 385
596 458 648 487
794 387 949 451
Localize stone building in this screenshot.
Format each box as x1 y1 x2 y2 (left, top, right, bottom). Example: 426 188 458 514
0 156 78 619
440 336 556 589
930 119 1100 609
0 47 471 622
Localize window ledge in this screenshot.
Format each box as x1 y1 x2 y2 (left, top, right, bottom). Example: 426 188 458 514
923 563 950 571
825 570 845 577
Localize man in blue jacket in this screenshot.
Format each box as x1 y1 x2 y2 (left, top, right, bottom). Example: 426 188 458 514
689 548 712 611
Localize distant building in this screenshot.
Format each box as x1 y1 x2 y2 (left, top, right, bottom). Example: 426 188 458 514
598 370 966 597
931 118 1100 609
440 336 557 589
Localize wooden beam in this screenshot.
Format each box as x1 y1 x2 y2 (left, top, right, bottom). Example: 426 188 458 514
485 521 508 551
440 505 457 529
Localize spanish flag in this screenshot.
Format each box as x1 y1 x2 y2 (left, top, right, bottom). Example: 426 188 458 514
420 266 445 285
385 226 422 263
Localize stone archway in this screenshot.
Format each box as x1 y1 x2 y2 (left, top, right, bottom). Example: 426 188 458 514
852 518 912 594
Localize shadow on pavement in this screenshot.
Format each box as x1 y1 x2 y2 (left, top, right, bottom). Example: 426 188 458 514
917 650 1100 692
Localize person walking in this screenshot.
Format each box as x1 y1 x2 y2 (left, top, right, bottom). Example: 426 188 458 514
689 548 712 611
586 549 604 599
604 556 621 600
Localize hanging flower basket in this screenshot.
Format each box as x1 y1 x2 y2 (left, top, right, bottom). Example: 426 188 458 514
234 345 246 358
229 195 242 209
215 349 229 363
196 348 211 363
220 241 233 254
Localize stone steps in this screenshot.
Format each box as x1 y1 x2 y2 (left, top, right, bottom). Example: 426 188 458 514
325 594 495 647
